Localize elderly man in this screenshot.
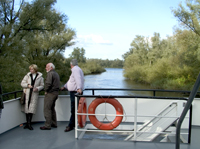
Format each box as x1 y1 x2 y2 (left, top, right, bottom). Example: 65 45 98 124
40 63 60 130
61 59 84 132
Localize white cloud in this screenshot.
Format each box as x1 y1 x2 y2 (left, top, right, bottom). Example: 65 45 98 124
77 34 113 45
64 34 125 60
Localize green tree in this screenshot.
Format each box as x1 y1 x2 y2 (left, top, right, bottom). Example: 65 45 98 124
124 35 149 67
172 0 200 36
147 33 163 65
122 48 133 60
0 0 75 93
69 47 86 63
122 0 200 90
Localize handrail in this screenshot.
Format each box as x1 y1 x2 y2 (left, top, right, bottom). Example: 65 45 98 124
2 90 22 99
84 88 200 96
2 88 199 100
176 73 200 149
77 94 187 100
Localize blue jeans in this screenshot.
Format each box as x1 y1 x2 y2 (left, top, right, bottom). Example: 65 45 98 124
68 91 81 128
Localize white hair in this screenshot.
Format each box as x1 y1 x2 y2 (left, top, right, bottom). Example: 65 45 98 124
49 63 55 69
70 59 78 66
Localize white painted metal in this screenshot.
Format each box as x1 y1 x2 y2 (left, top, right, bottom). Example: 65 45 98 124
0 95 71 134
133 102 178 141
1 95 199 141
134 98 137 140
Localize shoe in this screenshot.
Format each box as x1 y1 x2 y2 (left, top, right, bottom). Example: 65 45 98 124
51 124 57 128
24 124 28 129
27 124 33 130
66 126 74 128
64 126 73 132
40 126 51 130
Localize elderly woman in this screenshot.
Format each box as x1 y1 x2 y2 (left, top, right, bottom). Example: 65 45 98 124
21 64 44 130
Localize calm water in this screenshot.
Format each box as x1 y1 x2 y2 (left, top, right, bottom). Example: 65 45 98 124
84 68 182 97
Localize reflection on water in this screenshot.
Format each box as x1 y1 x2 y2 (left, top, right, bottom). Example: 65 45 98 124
84 68 182 97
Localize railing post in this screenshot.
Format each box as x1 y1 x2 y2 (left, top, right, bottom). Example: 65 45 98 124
15 92 17 99
92 89 94 95
75 94 80 139
188 105 192 143
176 73 200 149
134 98 137 140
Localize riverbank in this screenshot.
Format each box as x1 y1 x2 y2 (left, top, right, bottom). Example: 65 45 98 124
79 63 106 75
84 68 185 97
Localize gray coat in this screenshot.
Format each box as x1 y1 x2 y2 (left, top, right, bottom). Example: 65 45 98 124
21 72 44 114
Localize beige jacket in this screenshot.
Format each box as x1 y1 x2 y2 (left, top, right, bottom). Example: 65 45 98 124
21 72 44 114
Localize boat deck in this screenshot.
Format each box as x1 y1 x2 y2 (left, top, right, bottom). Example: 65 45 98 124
0 121 199 149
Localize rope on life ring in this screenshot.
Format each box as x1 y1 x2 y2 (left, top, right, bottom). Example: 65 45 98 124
77 97 87 128
88 98 123 130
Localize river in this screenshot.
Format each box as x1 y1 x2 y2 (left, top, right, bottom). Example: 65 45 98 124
84 68 182 97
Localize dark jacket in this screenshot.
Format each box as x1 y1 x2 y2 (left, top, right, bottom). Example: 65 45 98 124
0 83 4 109
44 70 60 94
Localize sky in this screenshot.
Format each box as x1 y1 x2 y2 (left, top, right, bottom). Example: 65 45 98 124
55 0 183 60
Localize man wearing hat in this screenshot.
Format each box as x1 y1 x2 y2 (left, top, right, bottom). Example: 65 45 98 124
61 59 84 132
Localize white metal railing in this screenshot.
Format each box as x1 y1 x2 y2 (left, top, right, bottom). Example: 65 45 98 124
1 94 200 142
74 96 191 142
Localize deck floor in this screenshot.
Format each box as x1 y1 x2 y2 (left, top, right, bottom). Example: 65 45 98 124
0 121 199 149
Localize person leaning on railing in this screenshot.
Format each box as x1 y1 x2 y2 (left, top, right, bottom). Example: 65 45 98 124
0 82 4 119
60 59 84 132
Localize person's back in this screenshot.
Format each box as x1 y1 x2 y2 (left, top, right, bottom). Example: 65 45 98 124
45 69 60 94
62 59 84 132
67 65 84 92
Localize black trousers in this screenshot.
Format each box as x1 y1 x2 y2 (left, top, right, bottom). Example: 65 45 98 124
68 91 82 128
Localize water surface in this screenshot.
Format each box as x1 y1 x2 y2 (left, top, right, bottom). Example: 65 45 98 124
84 68 183 97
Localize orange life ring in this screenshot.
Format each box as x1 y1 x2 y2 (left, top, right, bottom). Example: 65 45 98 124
88 98 123 130
77 97 87 128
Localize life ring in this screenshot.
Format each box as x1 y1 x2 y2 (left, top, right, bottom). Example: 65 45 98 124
77 97 87 128
88 98 123 130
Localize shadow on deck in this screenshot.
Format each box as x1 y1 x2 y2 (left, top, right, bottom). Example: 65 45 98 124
0 121 199 149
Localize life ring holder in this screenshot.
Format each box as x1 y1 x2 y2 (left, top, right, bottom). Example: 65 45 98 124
77 97 87 128
88 98 123 130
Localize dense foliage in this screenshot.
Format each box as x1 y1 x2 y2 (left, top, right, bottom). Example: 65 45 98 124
0 0 75 93
123 0 200 90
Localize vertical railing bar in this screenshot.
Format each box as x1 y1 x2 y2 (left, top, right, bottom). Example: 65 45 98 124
176 73 200 149
75 95 78 139
92 89 94 95
134 98 137 140
188 105 192 143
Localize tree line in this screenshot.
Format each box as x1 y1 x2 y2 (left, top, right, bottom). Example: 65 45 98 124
122 0 200 90
68 47 124 75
